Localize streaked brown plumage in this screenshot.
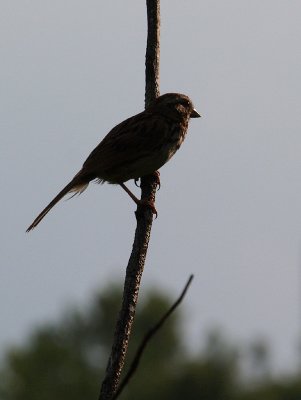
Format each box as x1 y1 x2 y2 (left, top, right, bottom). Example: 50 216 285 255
26 93 200 231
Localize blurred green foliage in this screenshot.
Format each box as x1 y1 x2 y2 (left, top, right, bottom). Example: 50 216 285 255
0 284 301 400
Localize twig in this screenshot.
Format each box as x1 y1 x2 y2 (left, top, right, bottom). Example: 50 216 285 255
113 275 194 400
98 1 160 399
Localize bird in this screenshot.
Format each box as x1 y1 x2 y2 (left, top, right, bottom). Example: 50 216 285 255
26 93 200 231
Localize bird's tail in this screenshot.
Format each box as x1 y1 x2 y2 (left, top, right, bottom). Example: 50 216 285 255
26 175 89 232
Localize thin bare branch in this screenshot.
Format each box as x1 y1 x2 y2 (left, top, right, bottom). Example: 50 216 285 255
113 275 194 400
98 2 160 399
145 0 160 106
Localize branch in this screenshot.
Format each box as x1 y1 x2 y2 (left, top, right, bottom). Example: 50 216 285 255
113 275 194 400
98 2 160 399
145 0 160 106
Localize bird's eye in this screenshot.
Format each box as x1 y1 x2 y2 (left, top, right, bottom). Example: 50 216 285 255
179 99 190 107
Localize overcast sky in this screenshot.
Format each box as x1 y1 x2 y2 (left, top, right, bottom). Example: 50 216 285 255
1 0 301 373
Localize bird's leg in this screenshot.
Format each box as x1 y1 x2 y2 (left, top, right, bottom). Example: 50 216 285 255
119 183 140 203
119 183 158 217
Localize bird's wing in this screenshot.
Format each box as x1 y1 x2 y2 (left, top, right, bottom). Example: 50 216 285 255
82 110 170 173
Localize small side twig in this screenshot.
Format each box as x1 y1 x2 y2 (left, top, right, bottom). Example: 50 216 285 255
113 275 194 400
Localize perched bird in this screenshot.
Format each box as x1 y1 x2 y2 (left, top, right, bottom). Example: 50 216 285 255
26 93 200 231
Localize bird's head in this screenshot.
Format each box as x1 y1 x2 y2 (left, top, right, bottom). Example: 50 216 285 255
151 93 201 120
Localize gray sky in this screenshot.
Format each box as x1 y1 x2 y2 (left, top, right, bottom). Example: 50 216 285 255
1 0 301 373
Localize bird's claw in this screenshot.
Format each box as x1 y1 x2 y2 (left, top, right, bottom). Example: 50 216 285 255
135 173 160 190
153 171 161 191
138 199 158 219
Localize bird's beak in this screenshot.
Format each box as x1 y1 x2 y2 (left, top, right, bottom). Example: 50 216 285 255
190 108 201 118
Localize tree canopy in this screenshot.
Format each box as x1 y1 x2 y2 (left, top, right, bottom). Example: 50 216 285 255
1 284 300 400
